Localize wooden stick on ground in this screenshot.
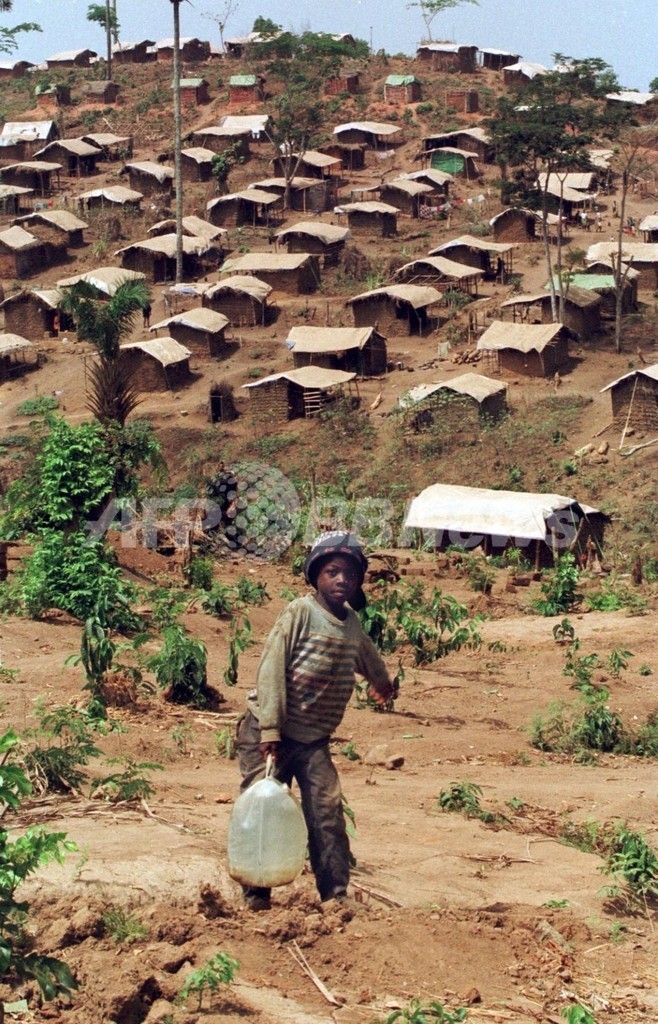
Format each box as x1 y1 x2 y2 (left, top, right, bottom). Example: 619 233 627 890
288 940 341 1007
352 881 404 907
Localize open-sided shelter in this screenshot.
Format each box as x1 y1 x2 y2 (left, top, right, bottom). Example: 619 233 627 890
430 235 516 277
601 365 658 435
220 253 320 295
399 372 508 431
115 234 222 282
121 161 174 198
207 189 282 228
476 321 569 377
119 338 192 391
202 275 272 326
0 162 61 196
394 255 484 295
243 366 357 421
415 43 477 73
479 47 520 70
275 222 351 267
0 184 33 216
0 335 38 380
149 308 230 358
501 287 602 340
347 284 442 336
490 208 536 243
404 483 605 567
286 325 387 376
334 200 398 237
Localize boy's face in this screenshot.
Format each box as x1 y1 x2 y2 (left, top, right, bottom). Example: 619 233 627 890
314 554 360 616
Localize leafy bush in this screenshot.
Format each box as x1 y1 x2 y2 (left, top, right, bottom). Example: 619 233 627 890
102 906 149 945
177 952 239 1010
16 396 59 417
184 555 214 591
91 758 163 802
601 825 658 903
147 625 210 707
532 553 580 616
24 705 103 794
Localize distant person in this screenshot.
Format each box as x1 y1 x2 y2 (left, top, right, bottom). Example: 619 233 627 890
143 302 152 328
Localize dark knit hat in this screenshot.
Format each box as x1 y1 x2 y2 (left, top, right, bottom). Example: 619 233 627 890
304 531 368 610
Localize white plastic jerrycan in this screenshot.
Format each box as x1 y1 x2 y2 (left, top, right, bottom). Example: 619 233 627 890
228 756 308 888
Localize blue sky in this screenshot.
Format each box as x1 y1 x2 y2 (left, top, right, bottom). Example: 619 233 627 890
7 0 656 91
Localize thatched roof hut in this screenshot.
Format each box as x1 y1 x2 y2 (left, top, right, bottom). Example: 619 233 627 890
0 226 46 277
202 275 272 326
0 184 33 216
404 482 605 566
0 289 64 338
601 365 658 434
188 126 251 160
14 209 88 247
207 189 282 228
430 235 516 277
115 234 222 282
34 139 99 177
249 177 332 214
119 337 192 391
490 208 537 243
476 321 569 377
180 147 215 182
275 221 351 267
334 200 398 237
147 216 226 245
77 185 143 212
379 179 433 217
396 169 453 196
399 372 508 431
243 366 357 421
332 121 402 148
0 161 61 196
220 253 321 295
121 161 174 198
80 133 133 160
394 255 483 294
501 287 602 340
286 325 387 376
347 284 442 336
149 307 230 357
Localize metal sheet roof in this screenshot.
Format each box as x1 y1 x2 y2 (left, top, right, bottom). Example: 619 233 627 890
601 364 658 392
395 256 484 280
1 121 54 140
57 266 147 295
400 372 507 407
205 275 272 301
404 483 599 540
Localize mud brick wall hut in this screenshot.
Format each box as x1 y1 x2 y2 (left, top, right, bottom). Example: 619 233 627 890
430 236 516 278
586 243 658 291
207 189 282 229
0 121 57 160
121 161 174 199
33 139 99 177
384 75 422 103
180 148 215 182
601 366 658 433
45 48 96 69
490 208 537 243
502 62 548 87
119 338 192 391
423 128 493 164
243 367 357 421
399 372 508 432
287 326 387 376
202 276 272 326
332 121 402 149
82 81 120 104
275 222 350 268
112 40 155 65
77 185 143 213
415 44 477 73
149 308 230 358
220 253 321 295
251 177 332 214
404 483 606 567
179 78 209 107
347 284 442 336
116 235 221 283
16 210 88 248
379 180 433 218
335 201 398 238
444 89 479 113
501 288 602 341
320 142 366 171
155 38 210 62
229 75 265 104
0 226 46 277
0 60 34 80
80 133 133 161
398 169 453 198
325 69 360 95
272 151 342 181
0 185 33 216
0 289 64 338
189 127 251 160
477 321 569 377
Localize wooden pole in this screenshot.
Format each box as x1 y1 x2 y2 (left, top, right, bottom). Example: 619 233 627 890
619 376 639 450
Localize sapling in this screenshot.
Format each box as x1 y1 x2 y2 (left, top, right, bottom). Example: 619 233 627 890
177 952 239 1010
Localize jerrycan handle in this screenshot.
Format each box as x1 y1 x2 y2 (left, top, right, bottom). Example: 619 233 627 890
265 753 274 779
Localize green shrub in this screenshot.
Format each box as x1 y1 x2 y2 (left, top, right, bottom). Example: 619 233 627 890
16 396 59 417
184 555 214 591
102 906 148 945
532 553 580 616
147 625 210 707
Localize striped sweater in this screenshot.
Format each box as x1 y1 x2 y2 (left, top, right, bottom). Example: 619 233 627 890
252 594 391 744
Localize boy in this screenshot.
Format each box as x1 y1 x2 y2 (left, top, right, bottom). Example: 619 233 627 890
236 532 393 911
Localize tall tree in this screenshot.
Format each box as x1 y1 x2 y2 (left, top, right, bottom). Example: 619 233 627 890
169 0 184 283
87 2 120 80
0 0 41 56
486 57 618 323
201 0 240 53
406 0 478 43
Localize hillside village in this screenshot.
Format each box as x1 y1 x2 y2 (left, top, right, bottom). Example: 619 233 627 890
1 19 658 1024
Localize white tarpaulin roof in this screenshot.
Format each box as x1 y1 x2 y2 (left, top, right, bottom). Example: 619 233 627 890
601 364 658 393
430 234 516 256
1 161 62 173
150 308 229 333
1 121 54 140
221 253 313 273
286 326 378 353
639 215 658 232
503 61 547 78
77 186 143 204
347 284 442 308
115 234 218 257
404 483 599 541
0 333 33 355
121 337 191 366
207 189 281 209
334 201 399 215
382 179 433 197
333 121 401 137
0 226 40 250
477 321 564 353
276 222 351 244
400 372 507 408
218 114 269 135
243 366 356 390
16 210 88 231
538 171 595 192
57 266 146 295
148 215 226 241
123 161 174 182
81 133 132 147
587 241 658 263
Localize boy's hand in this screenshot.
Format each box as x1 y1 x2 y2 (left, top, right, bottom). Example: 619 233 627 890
259 741 280 760
368 681 394 707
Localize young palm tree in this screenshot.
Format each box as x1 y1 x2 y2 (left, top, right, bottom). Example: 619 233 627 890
59 278 151 425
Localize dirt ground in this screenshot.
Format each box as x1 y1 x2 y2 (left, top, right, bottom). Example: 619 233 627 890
2 52 658 1024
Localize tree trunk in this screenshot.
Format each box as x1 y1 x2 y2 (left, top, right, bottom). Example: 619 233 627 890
105 0 112 81
614 171 629 354
171 0 183 283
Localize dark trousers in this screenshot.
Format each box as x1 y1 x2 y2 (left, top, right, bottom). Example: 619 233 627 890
235 709 350 902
